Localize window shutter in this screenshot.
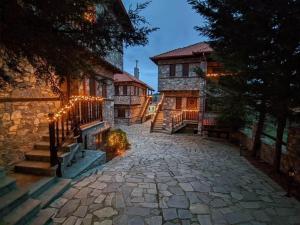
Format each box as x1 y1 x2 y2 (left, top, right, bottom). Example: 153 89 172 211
183 64 189 77
170 64 175 77
115 86 119 95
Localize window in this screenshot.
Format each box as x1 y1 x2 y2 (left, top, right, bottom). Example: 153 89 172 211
118 109 126 118
123 86 127 95
175 64 183 77
176 97 182 110
115 86 119 95
170 64 176 77
183 64 189 77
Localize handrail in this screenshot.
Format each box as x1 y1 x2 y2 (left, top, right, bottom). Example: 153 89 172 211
182 110 199 121
150 94 165 132
140 95 152 122
48 95 104 176
171 111 183 130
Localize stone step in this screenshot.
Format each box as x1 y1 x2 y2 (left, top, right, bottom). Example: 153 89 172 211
152 130 169 134
25 150 64 162
29 177 57 198
0 177 16 197
0 188 29 218
29 208 56 225
36 178 71 208
34 142 50 150
2 198 41 225
15 161 57 176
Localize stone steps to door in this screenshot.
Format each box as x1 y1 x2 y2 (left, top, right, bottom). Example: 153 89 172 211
0 169 70 225
15 161 57 176
30 208 56 225
25 149 64 162
152 129 169 134
36 178 71 208
2 198 41 225
0 187 29 218
0 177 16 197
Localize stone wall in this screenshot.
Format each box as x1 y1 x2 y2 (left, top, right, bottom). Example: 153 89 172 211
159 77 202 91
0 60 61 169
102 80 114 127
81 121 110 150
234 126 300 182
157 58 206 92
114 104 144 125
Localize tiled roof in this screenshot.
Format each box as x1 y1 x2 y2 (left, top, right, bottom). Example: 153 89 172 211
114 72 154 91
150 42 213 63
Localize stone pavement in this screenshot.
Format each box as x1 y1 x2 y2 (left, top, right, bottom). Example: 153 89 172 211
48 122 300 225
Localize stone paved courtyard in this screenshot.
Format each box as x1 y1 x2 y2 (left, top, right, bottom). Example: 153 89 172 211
49 122 300 225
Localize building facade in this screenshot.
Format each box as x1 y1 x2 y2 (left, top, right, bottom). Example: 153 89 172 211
114 72 154 125
150 42 224 134
0 0 132 175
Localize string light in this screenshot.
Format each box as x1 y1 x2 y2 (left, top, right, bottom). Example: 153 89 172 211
48 95 104 122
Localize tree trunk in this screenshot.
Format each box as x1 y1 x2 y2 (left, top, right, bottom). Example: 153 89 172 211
252 100 266 158
273 111 287 173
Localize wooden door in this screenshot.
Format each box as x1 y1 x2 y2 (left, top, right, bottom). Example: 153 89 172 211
176 97 182 110
186 97 198 110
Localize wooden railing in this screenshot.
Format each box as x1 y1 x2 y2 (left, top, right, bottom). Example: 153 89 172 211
171 111 183 130
140 95 152 122
150 94 165 132
48 95 104 176
183 110 199 121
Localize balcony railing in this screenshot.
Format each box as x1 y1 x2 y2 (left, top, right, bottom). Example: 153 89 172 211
182 110 199 121
48 95 103 176
172 111 183 129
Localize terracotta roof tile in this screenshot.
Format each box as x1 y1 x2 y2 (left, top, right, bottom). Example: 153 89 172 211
114 72 154 91
150 42 213 63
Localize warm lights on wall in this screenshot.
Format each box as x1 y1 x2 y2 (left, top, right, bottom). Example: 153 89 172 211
182 110 199 112
48 95 104 122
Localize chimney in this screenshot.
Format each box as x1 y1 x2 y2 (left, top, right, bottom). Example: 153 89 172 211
134 60 140 80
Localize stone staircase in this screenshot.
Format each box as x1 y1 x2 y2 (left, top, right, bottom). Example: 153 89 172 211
15 131 80 177
140 96 152 123
151 111 168 133
0 167 70 225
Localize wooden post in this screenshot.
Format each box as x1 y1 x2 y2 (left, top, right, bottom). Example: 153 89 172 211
48 113 58 167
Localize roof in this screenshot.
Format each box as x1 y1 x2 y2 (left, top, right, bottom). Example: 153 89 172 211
150 42 213 64
114 72 154 91
112 0 134 32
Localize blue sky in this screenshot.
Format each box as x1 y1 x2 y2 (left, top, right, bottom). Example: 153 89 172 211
122 0 207 92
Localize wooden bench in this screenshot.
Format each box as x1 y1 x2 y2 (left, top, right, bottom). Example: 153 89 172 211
203 125 230 139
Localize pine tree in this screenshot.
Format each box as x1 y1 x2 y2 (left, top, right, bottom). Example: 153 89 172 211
0 0 158 90
188 0 300 172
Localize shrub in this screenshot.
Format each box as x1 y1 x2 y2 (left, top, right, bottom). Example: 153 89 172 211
106 129 130 152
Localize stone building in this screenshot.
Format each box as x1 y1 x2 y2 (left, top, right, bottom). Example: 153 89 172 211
114 70 154 125
150 42 224 134
0 0 132 176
